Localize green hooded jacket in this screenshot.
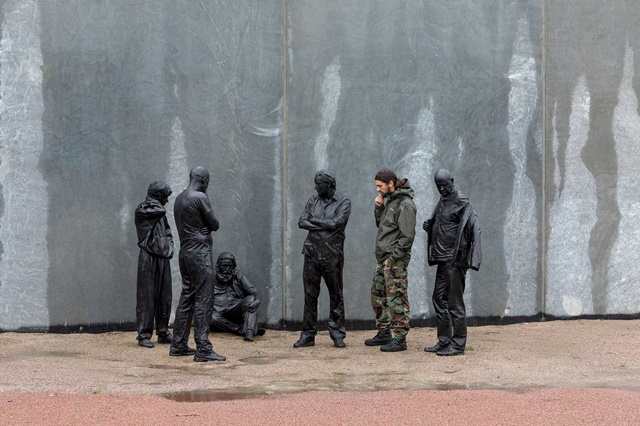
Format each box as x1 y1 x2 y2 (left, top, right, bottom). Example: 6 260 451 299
374 181 417 264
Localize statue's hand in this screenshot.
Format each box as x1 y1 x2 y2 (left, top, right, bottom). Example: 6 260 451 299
423 219 431 232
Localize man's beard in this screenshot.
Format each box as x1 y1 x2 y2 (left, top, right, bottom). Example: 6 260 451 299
216 270 233 283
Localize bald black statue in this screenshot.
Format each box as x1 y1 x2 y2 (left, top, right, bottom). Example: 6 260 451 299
170 166 225 362
294 170 351 349
134 181 174 348
211 252 265 341
423 169 481 356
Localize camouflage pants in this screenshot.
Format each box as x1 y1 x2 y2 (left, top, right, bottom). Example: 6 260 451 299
370 258 410 339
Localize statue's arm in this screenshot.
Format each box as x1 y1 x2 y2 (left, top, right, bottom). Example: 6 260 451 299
309 198 351 230
236 271 257 296
199 195 220 232
298 197 323 231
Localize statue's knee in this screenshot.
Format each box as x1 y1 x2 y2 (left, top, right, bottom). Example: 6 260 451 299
244 295 260 312
211 311 224 325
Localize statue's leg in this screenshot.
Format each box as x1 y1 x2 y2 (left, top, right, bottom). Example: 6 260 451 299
432 263 452 346
211 303 244 335
301 255 321 338
172 253 196 350
191 253 214 354
445 264 467 350
322 255 346 341
155 257 172 338
242 295 259 335
136 250 155 341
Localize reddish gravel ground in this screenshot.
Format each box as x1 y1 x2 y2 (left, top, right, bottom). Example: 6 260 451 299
1 320 640 425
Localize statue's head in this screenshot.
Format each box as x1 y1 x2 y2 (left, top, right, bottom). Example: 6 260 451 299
314 170 336 199
189 166 210 193
216 252 237 283
147 181 172 205
434 169 454 197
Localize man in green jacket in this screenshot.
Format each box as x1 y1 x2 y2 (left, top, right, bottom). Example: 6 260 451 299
365 169 417 352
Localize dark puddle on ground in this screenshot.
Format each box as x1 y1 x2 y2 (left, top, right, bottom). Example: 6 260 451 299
33 350 81 357
163 390 266 402
161 382 640 403
1 350 83 361
237 356 277 365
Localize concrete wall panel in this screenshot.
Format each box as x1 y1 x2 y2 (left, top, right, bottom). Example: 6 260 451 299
2 0 640 331
545 0 640 316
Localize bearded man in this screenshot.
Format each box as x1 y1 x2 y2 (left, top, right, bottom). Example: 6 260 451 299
365 168 416 352
210 252 264 341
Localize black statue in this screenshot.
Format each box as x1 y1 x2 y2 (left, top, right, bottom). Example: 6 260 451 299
170 166 225 362
423 169 482 356
210 252 265 341
294 170 351 348
134 181 174 348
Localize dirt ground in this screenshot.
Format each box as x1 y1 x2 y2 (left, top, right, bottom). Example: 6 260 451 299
1 320 640 424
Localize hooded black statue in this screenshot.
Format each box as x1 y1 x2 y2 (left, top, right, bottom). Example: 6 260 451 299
210 252 264 341
134 181 174 348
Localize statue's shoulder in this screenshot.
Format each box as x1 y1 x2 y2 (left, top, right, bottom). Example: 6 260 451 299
188 190 210 205
334 193 351 203
456 191 470 205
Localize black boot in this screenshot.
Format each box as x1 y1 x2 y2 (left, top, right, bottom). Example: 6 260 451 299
293 335 315 348
169 346 196 356
194 350 226 362
333 337 346 348
364 329 392 346
424 341 448 353
138 338 154 348
380 338 407 352
436 345 464 356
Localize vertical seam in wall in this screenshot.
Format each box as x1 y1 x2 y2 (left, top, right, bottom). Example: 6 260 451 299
281 0 289 325
540 0 548 318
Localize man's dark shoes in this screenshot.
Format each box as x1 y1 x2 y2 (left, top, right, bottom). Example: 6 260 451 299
257 327 266 336
364 330 392 346
157 333 173 344
424 341 448 353
169 346 197 356
244 331 255 342
436 345 464 356
293 336 315 348
138 338 154 348
194 350 226 362
333 337 346 348
380 337 407 352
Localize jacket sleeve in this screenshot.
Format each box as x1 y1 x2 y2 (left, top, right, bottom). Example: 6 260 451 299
467 212 482 271
236 271 257 296
390 201 416 261
309 198 351 230
374 204 384 227
134 202 166 232
299 197 322 231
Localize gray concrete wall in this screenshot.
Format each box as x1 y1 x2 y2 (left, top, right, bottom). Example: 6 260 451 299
0 0 637 331
285 0 542 324
545 1 640 316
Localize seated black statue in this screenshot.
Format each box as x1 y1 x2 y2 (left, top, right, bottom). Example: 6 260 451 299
210 252 265 341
